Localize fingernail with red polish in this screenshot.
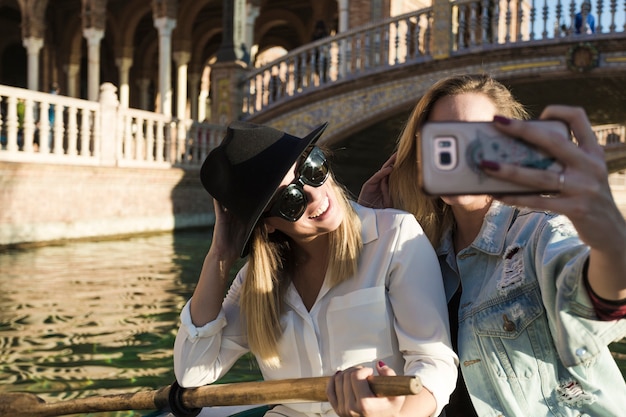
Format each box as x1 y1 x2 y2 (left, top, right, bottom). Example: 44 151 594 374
480 160 500 171
493 115 511 125
378 361 386 367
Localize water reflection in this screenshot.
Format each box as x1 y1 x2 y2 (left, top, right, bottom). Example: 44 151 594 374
0 229 258 416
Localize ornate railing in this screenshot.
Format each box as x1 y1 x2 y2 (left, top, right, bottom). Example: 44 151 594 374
2 0 625 168
242 0 626 117
0 83 225 168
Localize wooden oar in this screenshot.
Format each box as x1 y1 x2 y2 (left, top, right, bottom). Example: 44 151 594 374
0 375 422 417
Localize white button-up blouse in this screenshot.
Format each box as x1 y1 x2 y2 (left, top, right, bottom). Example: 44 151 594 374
174 204 458 416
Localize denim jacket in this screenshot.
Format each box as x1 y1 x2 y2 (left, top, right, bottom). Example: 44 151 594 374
438 201 626 417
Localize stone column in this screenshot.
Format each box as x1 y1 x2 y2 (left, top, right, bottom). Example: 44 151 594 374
338 0 349 32
64 63 80 98
154 17 177 116
245 3 260 63
116 57 133 107
23 37 44 91
137 78 151 110
98 83 119 166
216 0 237 61
173 51 190 119
83 28 105 101
188 72 200 120
432 0 452 59
210 62 246 125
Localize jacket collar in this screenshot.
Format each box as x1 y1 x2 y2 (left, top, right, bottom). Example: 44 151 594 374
438 201 518 256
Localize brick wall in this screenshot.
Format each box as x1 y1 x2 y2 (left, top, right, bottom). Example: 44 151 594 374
0 162 214 247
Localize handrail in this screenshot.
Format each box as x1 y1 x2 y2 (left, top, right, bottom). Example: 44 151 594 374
241 0 626 118
0 83 225 168
2 1 625 168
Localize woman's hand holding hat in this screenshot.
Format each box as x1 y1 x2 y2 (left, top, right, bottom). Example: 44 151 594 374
209 198 247 267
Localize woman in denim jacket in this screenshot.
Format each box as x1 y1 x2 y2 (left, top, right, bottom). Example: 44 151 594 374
359 74 626 416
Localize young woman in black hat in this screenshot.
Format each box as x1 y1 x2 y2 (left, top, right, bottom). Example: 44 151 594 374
173 121 458 417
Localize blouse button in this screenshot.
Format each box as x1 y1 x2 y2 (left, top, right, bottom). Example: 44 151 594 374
502 314 516 332
576 348 588 357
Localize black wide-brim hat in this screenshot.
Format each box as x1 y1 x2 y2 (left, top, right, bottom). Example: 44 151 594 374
200 121 328 258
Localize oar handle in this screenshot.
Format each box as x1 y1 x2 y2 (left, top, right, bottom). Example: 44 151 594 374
182 375 422 408
0 375 421 417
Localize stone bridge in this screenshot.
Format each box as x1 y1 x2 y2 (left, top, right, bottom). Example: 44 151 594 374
234 3 626 192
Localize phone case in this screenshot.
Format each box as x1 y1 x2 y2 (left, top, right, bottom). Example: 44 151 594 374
418 120 569 195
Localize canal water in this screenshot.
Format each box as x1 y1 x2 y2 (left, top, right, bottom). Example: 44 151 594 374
0 229 260 416
1 222 625 416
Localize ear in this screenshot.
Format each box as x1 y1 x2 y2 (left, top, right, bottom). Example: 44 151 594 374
264 220 276 234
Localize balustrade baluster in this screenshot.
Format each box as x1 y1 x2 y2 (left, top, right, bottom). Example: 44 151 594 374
80 109 90 157
155 120 164 163
597 0 604 33
458 6 467 49
516 0 524 41
505 0 512 43
39 102 50 154
146 119 155 162
469 2 478 47
481 0 490 44
22 98 35 153
67 106 78 156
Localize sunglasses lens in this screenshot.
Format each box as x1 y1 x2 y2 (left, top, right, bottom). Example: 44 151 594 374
300 147 329 186
276 185 306 221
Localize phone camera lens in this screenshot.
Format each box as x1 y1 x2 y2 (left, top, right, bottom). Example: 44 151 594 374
439 152 452 165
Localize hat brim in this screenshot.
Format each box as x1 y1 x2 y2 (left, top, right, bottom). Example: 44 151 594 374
238 122 329 257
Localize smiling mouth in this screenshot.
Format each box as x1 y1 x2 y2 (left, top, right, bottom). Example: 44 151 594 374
309 196 329 219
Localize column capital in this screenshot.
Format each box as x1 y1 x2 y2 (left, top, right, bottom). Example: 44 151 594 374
173 51 191 66
22 37 44 54
83 27 105 45
153 0 178 19
154 16 177 36
116 57 133 71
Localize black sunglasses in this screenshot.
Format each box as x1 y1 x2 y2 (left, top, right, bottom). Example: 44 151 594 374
265 146 330 222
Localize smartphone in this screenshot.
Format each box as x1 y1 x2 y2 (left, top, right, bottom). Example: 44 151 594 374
418 120 570 195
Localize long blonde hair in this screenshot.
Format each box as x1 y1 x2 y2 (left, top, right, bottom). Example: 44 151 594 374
389 73 530 246
240 177 362 367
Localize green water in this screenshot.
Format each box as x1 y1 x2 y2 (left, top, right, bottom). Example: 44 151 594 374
0 229 261 416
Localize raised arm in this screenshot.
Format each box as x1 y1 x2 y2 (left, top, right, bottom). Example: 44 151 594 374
483 106 626 302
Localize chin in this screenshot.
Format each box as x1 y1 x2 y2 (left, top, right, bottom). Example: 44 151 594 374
441 194 491 208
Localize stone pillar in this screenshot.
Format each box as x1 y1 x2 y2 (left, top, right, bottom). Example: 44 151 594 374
233 0 246 60
210 62 246 125
174 51 190 119
83 28 105 101
246 4 260 63
188 72 200 120
65 63 80 98
432 0 452 59
137 78 151 110
216 0 237 62
338 0 349 32
116 57 133 107
154 17 177 116
23 37 44 91
98 83 119 166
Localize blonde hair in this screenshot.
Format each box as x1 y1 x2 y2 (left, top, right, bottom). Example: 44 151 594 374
389 73 530 246
241 176 362 367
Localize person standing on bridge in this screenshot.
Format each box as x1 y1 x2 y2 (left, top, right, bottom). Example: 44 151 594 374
173 121 458 417
575 0 596 34
359 73 626 417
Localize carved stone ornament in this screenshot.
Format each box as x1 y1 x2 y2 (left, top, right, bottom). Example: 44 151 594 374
566 42 599 73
